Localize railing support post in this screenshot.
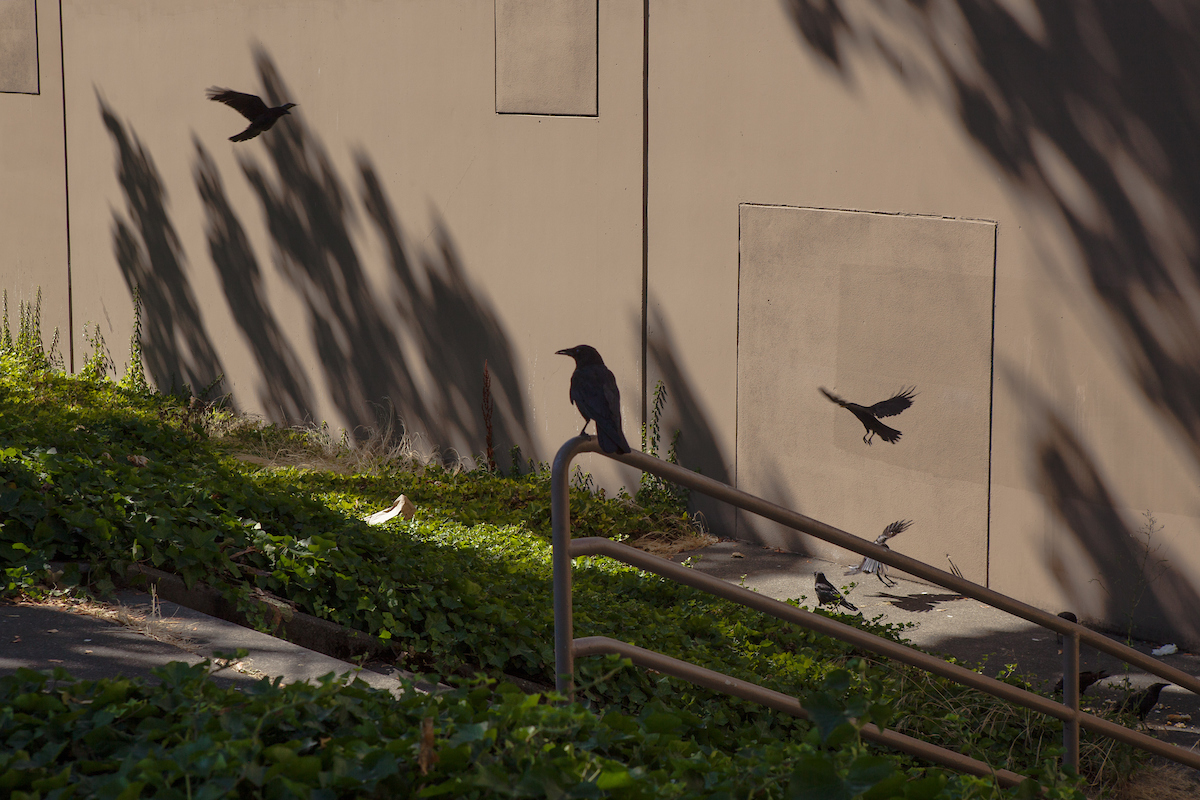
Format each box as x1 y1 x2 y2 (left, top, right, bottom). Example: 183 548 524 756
552 436 594 700
1063 631 1080 771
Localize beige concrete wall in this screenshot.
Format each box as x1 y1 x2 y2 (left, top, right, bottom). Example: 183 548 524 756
4 0 1199 644
646 0 1200 645
0 0 68 356
56 0 645 486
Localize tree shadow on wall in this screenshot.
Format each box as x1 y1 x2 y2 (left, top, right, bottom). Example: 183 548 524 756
783 0 1200 634
100 95 228 398
193 139 315 422
1035 402 1200 648
100 49 533 464
228 47 531 460
646 305 737 534
783 0 1200 467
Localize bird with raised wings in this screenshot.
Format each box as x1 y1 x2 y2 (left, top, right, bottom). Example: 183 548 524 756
206 87 296 142
819 386 916 444
556 345 631 454
845 519 911 587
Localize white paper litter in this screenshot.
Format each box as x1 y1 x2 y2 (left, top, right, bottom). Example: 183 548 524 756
1152 643 1178 656
365 494 416 526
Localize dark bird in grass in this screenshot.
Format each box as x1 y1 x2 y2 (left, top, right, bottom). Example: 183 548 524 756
1053 669 1109 696
845 519 911 587
1119 682 1170 720
1055 611 1078 653
814 572 857 613
556 345 630 454
819 386 916 444
206 87 296 142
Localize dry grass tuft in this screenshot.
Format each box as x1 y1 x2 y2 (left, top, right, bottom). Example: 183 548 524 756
1113 760 1200 800
630 529 719 557
212 409 463 476
18 592 198 653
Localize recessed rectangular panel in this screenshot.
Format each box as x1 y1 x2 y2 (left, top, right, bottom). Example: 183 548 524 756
736 205 996 584
0 0 38 94
495 0 596 116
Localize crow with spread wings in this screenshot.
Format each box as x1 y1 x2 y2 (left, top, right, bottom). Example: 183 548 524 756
206 87 296 142
845 519 911 587
820 386 916 444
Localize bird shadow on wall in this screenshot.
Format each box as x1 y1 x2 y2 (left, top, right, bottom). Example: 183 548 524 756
784 0 1200 635
100 48 533 463
101 95 229 399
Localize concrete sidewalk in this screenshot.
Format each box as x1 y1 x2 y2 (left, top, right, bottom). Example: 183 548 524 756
2 541 1198 750
0 590 416 693
670 539 1200 747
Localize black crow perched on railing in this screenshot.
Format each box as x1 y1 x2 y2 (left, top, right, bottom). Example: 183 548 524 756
206 87 296 142
819 386 916 444
845 519 911 587
814 572 858 612
556 345 630 454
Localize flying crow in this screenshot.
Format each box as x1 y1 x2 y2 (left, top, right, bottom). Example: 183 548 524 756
845 519 911 587
206 87 296 142
820 386 916 444
814 572 858 613
556 345 631 454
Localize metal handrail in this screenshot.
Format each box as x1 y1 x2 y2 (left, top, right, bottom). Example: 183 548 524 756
551 436 1200 781
575 635 1028 787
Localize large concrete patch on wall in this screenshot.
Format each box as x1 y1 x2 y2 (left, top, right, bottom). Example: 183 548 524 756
736 205 996 584
0 0 38 94
495 0 597 116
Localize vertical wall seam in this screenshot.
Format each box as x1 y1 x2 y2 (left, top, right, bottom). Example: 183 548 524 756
639 0 649 431
734 204 742 539
33 0 42 94
593 0 599 117
58 0 72 372
986 222 998 587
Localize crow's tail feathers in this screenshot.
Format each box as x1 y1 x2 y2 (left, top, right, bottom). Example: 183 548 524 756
597 426 631 455
870 419 902 444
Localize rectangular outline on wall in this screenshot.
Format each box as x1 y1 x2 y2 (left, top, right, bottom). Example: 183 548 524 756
58 0 70 370
735 202 998 574
493 0 599 118
0 0 41 95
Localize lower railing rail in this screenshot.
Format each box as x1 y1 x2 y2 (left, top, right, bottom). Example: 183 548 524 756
551 436 1200 784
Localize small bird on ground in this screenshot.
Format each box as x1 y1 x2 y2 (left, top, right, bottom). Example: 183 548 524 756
814 572 858 612
556 345 631 454
845 519 911 587
1119 682 1170 720
206 87 296 142
1053 669 1109 696
819 386 916 444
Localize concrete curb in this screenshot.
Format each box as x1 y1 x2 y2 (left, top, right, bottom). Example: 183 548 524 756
123 564 394 663
118 564 553 695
